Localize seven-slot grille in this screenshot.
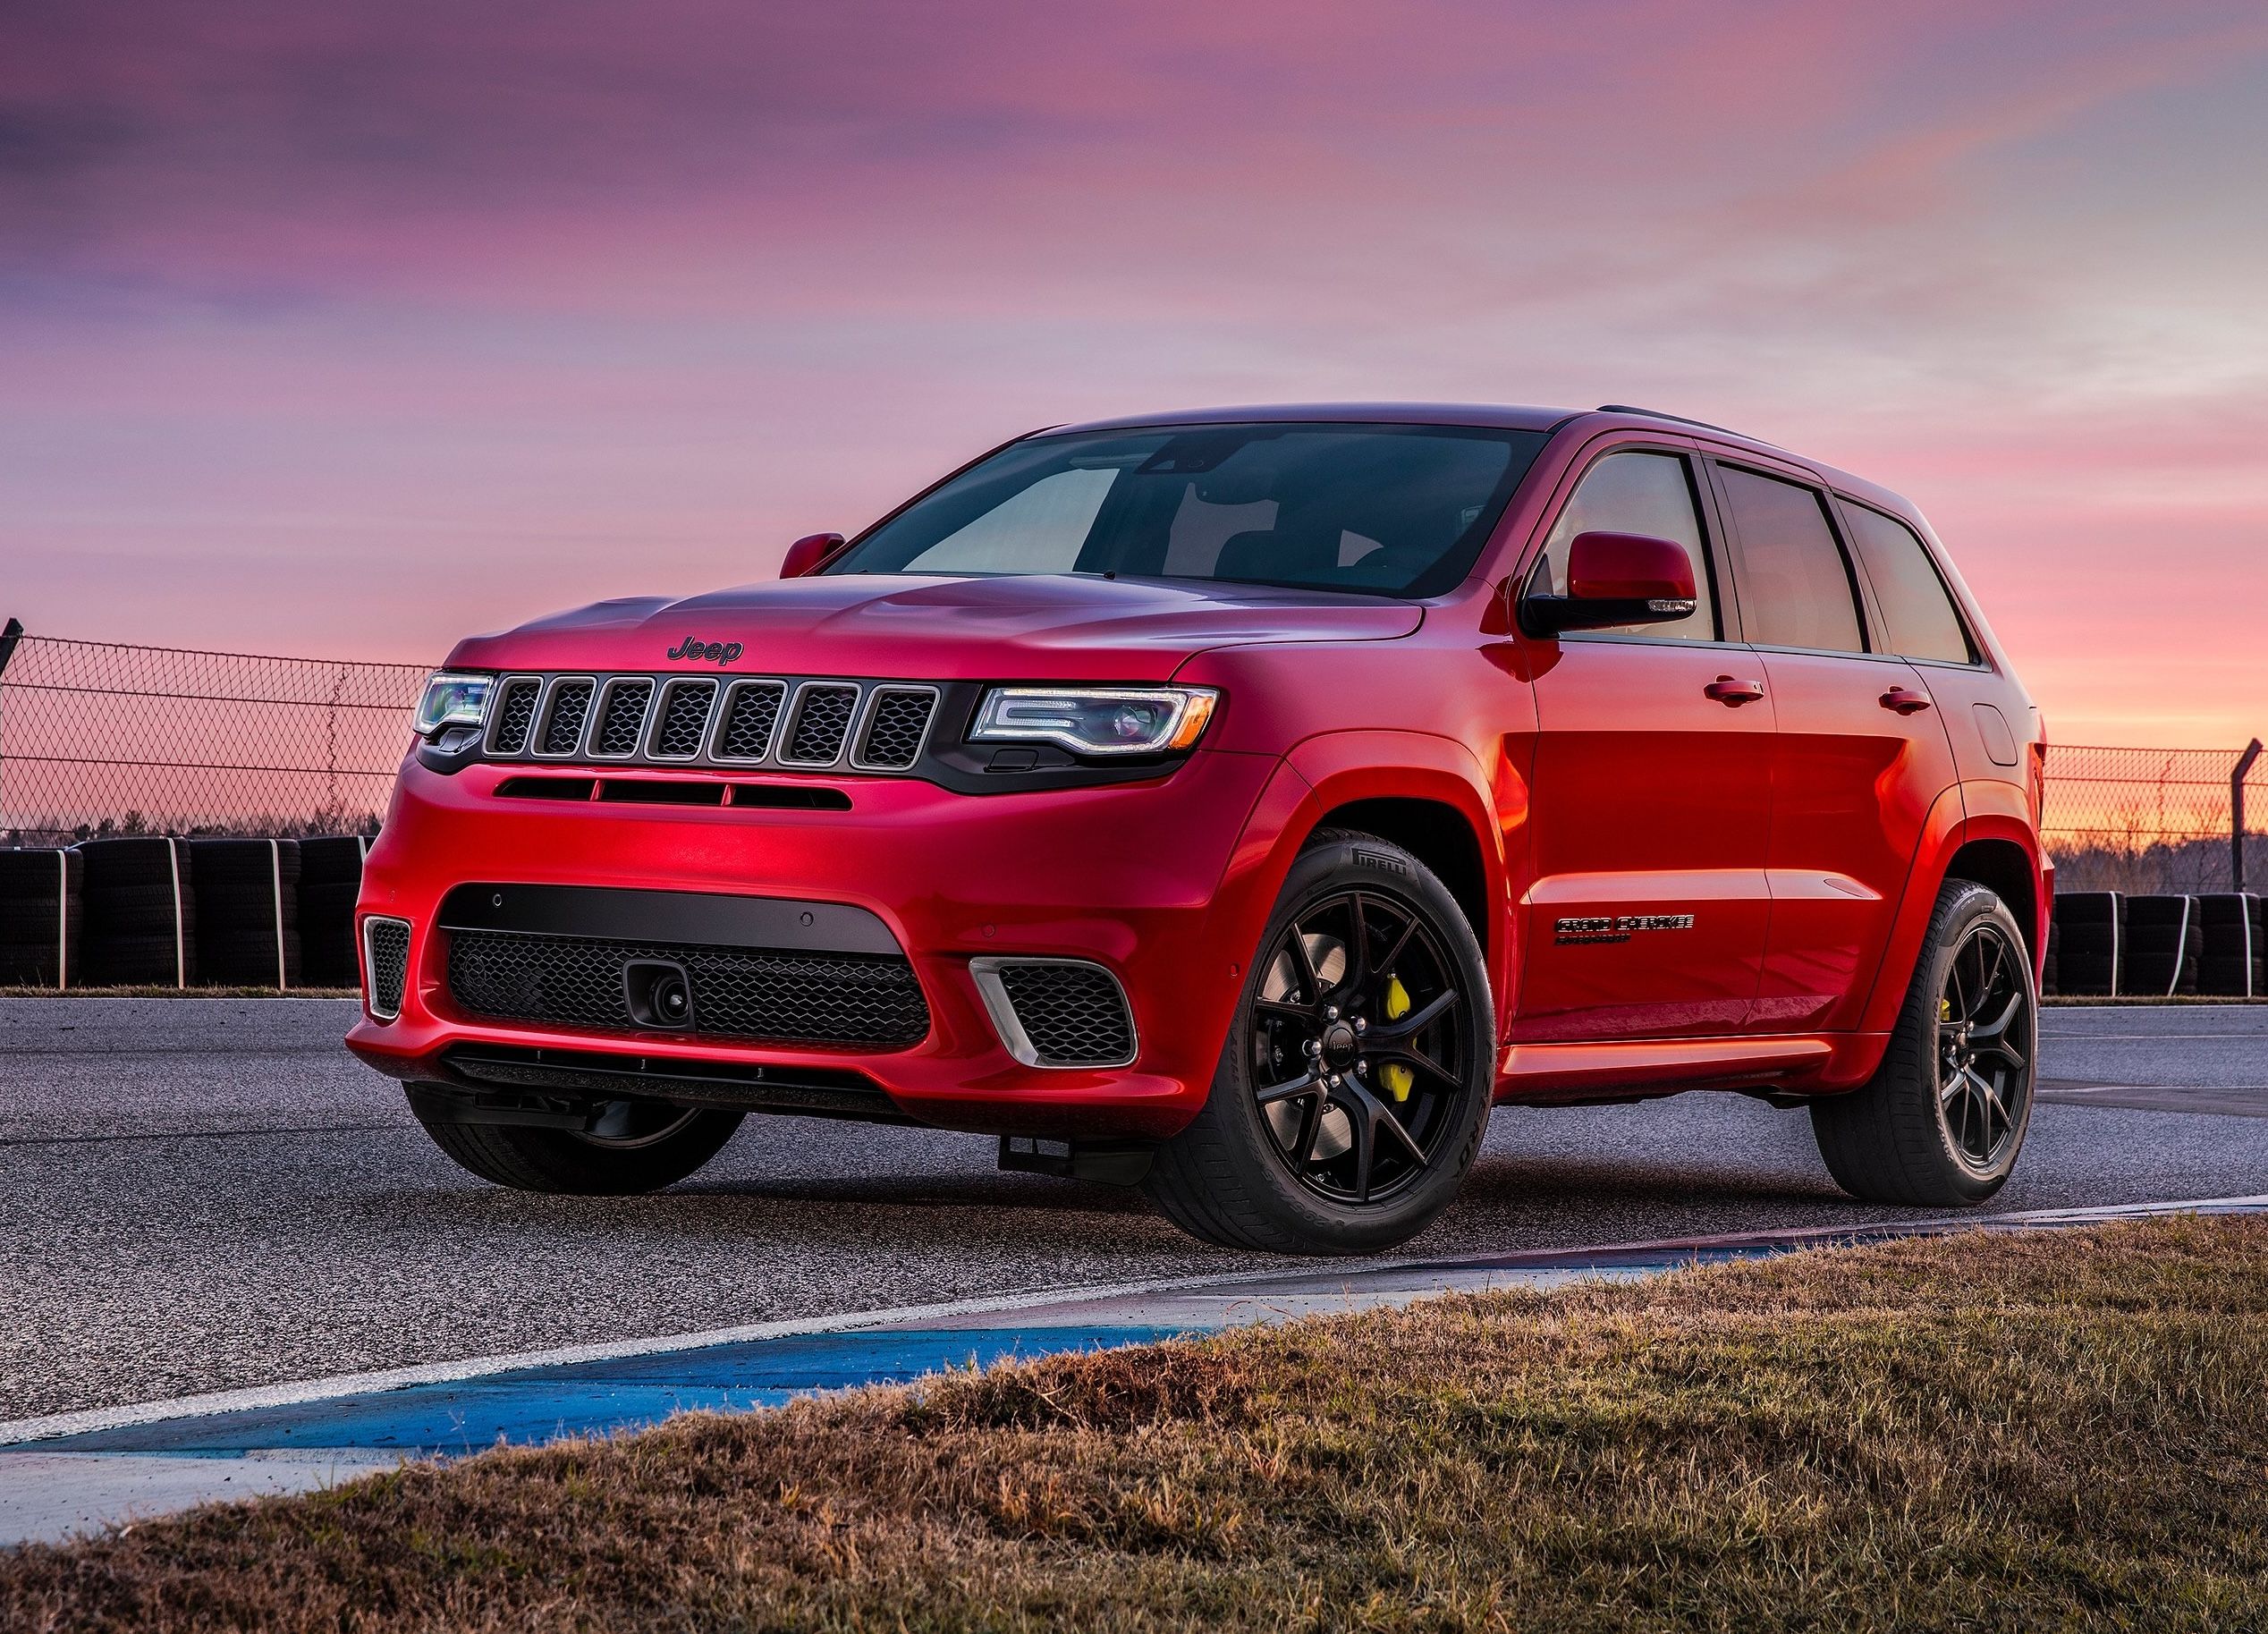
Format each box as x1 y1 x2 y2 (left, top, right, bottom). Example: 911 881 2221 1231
486 673 937 775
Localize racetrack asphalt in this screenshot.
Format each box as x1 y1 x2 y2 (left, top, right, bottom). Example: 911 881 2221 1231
3 997 2264 1421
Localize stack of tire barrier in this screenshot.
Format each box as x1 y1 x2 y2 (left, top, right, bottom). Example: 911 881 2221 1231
2050 892 2123 996
297 835 368 986
76 836 197 986
2198 893 2264 997
2125 895 2203 996
187 838 302 986
0 849 83 986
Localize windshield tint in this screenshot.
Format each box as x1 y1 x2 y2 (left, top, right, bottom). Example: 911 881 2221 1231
826 422 1549 597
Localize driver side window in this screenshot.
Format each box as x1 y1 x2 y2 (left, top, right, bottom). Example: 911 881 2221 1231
1540 452 1720 641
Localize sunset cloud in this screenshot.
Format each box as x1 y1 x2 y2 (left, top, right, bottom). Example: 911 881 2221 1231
4 0 2264 744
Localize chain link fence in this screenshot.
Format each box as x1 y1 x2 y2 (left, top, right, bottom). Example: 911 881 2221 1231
2044 742 2265 895
0 621 2261 891
0 622 430 847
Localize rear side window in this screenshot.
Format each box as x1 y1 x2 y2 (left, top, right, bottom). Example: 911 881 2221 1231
1539 451 1720 641
1842 503 1974 664
1716 467 1865 653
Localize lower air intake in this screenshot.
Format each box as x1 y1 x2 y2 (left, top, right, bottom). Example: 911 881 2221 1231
973 958 1137 1068
364 918 411 1020
446 929 930 1048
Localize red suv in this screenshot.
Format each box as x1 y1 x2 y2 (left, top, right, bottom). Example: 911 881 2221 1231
351 404 2047 1254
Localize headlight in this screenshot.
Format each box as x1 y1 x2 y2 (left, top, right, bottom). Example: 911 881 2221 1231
413 672 494 737
971 685 1218 756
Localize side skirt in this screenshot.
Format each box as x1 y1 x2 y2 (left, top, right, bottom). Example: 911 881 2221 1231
1494 1031 1891 1105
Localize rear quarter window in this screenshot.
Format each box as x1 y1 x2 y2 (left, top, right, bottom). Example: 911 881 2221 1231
1841 502 1975 665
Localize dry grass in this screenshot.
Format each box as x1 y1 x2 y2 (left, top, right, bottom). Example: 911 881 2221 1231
7 1215 2268 1631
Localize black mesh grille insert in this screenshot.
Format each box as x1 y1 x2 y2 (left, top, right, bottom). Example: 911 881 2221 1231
365 919 410 1019
655 681 717 758
594 680 654 757
996 961 1134 1066
447 929 929 1047
857 689 935 769
718 682 785 760
786 684 859 764
541 682 595 754
491 680 541 756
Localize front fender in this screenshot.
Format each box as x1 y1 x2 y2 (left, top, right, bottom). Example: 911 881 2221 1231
1227 730 1517 1042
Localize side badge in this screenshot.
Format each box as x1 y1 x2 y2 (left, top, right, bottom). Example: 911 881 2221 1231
1555 912 1696 946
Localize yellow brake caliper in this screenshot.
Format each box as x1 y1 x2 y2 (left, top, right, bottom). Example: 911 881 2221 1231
1380 975 1415 1102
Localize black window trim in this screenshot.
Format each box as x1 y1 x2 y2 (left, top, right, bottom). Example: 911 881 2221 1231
1525 436 1743 650
1704 456 1875 660
1830 492 1985 670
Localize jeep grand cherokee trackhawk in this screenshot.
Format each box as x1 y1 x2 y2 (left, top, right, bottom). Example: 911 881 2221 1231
351 403 2048 1254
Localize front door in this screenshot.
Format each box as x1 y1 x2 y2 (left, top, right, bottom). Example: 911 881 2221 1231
1706 459 1962 1031
1517 443 1775 1041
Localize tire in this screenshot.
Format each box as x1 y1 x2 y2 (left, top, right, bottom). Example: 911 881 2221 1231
411 1096 745 1195
1145 828 1495 1255
298 880 362 986
188 839 303 986
1811 880 2036 1206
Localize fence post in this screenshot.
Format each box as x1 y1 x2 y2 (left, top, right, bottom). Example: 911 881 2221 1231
2237 740 2263 893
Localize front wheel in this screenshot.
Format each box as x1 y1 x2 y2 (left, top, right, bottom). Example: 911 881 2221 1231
413 1096 744 1195
1145 829 1495 1254
1811 880 2037 1206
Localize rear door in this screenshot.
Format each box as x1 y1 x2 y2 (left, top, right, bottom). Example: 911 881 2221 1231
1704 456 1961 1032
1517 438 1775 1041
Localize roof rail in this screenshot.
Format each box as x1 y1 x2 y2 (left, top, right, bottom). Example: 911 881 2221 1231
1595 403 1747 437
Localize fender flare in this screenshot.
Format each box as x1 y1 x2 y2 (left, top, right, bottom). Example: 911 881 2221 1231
1231 730 1519 1040
1855 784 2047 1036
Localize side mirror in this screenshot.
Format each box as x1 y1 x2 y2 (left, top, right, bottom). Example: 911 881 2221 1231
1519 530 1697 636
780 531 848 579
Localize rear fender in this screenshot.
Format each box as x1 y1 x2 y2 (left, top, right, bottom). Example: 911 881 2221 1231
1853 784 2045 1037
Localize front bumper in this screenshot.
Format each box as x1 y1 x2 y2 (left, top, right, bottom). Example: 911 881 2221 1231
346 749 1287 1139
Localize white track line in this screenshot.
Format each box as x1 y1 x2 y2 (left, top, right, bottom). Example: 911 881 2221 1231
6 1192 2264 1447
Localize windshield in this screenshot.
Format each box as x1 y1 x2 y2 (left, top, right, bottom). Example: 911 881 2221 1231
825 421 1550 597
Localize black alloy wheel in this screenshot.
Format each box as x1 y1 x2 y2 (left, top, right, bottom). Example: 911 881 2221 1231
1934 919 2033 1175
1248 888 1468 1206
1145 828 1495 1254
1811 879 2037 1206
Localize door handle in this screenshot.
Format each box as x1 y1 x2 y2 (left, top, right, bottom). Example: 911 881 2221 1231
1880 688 1934 715
1704 675 1766 707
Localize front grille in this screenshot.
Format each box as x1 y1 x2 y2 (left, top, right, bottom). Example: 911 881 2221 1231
785 684 859 766
364 918 410 1020
979 959 1137 1067
490 680 541 755
593 679 653 757
856 687 937 770
540 681 596 755
654 679 717 758
447 929 930 1048
717 681 786 760
486 672 941 776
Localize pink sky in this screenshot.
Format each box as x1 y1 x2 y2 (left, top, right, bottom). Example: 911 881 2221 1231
5 0 2266 747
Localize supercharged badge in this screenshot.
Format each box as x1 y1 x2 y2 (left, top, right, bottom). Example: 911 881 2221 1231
1556 911 1697 945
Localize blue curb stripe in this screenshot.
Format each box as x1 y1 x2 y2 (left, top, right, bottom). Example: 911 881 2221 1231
42 1327 1187 1458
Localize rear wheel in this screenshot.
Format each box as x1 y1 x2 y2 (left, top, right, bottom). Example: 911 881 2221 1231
412 1096 744 1195
1811 880 2035 1206
1146 829 1494 1254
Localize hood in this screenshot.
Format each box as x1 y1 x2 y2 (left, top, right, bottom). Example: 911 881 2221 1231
446 573 1422 682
